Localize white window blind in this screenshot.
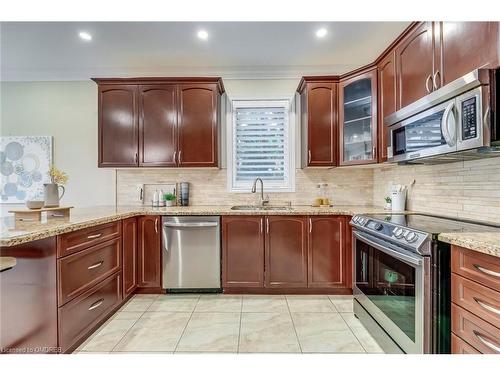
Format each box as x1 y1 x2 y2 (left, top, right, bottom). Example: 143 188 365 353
228 99 295 192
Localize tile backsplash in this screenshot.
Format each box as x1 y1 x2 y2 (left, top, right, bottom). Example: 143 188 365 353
116 168 375 207
373 157 500 223
116 157 500 223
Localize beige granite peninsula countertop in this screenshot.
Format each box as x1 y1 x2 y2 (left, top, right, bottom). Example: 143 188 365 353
0 204 394 247
438 232 500 258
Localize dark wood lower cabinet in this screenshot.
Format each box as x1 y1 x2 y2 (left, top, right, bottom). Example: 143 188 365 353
122 217 138 297
58 273 122 353
308 216 352 290
137 215 162 290
222 215 352 293
222 216 264 289
265 216 308 288
0 237 58 354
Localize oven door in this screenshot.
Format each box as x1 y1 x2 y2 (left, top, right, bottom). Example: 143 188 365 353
387 99 458 163
353 230 431 354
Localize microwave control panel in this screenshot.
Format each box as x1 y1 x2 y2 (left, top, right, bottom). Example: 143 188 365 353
461 97 477 140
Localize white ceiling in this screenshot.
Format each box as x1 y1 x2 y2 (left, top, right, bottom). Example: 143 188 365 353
0 22 410 81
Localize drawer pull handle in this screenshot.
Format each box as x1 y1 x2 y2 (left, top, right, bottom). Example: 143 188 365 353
87 261 104 270
474 297 500 316
473 330 500 353
88 298 104 311
87 233 103 239
473 264 500 278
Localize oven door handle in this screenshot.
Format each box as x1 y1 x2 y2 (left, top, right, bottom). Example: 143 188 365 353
353 231 423 267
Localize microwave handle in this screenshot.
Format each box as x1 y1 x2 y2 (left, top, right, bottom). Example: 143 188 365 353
441 101 457 147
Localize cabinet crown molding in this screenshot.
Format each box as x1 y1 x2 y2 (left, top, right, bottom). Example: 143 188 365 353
91 76 225 94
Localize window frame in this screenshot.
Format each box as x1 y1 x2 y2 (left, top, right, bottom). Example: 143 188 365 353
226 97 296 193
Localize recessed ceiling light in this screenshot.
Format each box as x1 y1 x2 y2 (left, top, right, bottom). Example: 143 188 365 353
197 30 209 40
78 31 92 41
316 28 328 38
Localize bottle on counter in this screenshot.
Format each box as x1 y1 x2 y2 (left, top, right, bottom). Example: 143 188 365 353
159 188 165 207
320 183 331 206
313 184 323 207
152 189 159 207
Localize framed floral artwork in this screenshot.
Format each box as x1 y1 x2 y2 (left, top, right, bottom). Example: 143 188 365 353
0 136 53 203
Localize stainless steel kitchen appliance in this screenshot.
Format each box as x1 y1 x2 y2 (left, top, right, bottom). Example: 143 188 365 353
350 213 500 354
386 68 499 164
162 216 221 291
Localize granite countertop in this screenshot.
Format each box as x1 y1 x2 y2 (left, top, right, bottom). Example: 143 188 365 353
0 204 392 247
438 232 500 259
3 205 499 259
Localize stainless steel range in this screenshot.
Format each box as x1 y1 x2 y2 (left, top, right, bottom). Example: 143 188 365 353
350 213 500 354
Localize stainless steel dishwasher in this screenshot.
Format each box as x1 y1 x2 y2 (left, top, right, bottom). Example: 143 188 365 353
162 216 221 291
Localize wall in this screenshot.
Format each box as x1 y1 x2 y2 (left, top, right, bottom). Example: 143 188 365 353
0 81 115 214
373 158 500 223
116 78 374 207
116 167 374 206
3 80 500 223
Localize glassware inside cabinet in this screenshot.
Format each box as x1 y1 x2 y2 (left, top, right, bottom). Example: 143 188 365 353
342 75 375 163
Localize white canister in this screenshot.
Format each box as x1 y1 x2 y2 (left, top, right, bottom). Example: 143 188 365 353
391 190 407 212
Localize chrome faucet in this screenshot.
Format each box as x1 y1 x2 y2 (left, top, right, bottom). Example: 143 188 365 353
251 178 269 206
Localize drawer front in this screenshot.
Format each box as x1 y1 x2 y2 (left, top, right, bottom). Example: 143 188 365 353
57 221 121 258
452 246 500 292
58 238 121 306
451 333 481 354
452 273 500 329
58 273 121 353
451 303 500 354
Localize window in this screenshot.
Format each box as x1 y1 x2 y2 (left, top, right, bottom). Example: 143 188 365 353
227 99 295 192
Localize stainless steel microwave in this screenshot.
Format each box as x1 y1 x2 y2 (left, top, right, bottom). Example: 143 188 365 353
386 69 499 164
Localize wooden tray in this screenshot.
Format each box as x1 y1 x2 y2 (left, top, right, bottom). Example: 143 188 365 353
9 206 73 221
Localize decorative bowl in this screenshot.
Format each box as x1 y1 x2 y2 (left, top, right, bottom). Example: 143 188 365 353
26 200 45 209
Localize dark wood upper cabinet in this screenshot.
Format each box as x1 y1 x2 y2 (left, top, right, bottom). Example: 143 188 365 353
308 216 351 289
377 52 396 163
298 80 337 167
94 78 223 168
222 216 265 289
438 22 499 87
137 215 161 288
395 22 436 108
138 85 177 166
98 85 139 167
265 216 308 288
177 83 219 167
122 217 138 297
339 69 378 166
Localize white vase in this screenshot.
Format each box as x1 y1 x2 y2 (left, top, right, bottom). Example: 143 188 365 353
165 200 174 207
44 183 65 207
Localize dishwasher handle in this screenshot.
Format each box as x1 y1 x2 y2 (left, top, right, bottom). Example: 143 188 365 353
163 222 219 228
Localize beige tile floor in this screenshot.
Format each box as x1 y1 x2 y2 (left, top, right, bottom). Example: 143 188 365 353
76 294 384 354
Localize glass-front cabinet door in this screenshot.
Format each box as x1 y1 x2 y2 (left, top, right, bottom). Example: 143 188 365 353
339 69 378 165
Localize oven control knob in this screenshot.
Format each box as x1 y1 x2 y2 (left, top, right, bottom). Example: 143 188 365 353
359 217 367 225
405 232 418 242
374 223 383 231
392 227 404 238
353 216 359 224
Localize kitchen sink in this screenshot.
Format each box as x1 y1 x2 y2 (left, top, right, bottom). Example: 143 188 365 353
230 205 294 211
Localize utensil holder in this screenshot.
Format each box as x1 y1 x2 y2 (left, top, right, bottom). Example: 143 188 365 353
391 190 407 212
